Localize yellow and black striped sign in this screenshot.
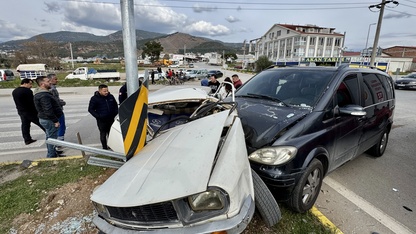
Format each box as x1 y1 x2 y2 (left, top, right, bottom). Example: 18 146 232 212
118 80 148 160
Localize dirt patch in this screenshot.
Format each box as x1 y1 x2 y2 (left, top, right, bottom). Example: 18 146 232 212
9 168 115 234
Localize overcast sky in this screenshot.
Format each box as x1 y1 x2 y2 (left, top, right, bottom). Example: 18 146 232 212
0 0 415 51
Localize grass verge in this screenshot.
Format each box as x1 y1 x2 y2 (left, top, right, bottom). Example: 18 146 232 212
0 159 339 234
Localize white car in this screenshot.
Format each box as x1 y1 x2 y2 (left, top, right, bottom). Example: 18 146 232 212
168 64 180 68
90 86 281 233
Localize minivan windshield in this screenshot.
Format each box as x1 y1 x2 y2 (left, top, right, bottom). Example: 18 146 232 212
236 68 335 107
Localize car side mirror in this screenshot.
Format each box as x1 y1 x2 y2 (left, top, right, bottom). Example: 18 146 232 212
339 105 366 116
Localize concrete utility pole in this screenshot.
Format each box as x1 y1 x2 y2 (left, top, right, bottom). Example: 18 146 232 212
369 0 399 67
120 0 139 96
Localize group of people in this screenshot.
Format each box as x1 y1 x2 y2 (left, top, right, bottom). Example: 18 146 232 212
13 74 66 158
13 76 118 158
202 73 243 98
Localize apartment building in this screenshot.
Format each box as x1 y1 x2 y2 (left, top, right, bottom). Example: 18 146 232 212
250 24 345 65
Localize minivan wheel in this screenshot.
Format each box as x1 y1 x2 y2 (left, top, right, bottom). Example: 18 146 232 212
367 129 389 157
252 169 281 227
288 159 323 213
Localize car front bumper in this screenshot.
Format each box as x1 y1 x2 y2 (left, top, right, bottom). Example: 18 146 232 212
93 196 255 234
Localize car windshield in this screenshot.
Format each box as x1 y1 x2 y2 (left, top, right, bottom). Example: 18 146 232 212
236 68 335 107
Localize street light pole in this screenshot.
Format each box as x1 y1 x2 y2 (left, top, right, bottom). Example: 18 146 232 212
365 23 376 52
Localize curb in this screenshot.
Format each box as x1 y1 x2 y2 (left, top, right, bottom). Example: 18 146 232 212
311 206 344 233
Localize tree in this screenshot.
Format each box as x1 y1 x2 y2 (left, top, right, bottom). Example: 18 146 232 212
255 55 273 73
224 52 237 63
141 41 164 63
15 36 61 69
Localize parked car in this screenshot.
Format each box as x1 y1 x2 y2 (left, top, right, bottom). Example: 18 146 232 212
230 64 395 213
207 70 223 78
0 69 15 81
188 63 194 68
168 64 180 68
196 69 209 80
394 72 416 89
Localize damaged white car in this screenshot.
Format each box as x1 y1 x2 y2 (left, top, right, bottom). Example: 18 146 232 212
49 83 281 233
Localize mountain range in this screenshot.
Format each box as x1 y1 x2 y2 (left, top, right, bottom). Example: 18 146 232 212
0 30 243 58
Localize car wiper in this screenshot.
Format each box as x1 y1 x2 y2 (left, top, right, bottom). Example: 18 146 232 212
239 93 289 107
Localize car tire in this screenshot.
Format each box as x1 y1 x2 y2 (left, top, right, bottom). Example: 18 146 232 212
367 129 389 157
288 159 323 213
252 169 281 227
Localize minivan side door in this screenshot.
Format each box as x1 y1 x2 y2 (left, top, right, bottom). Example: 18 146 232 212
330 73 364 168
357 72 395 155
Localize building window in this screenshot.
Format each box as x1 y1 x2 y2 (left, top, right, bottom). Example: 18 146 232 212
287 30 290 34
277 30 281 37
325 49 331 56
319 37 325 46
309 37 316 45
308 48 314 57
335 38 341 46
327 38 333 46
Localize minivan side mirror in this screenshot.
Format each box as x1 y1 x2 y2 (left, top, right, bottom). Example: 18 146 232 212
339 105 366 116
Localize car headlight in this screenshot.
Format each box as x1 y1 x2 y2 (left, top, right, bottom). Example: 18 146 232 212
188 189 226 211
93 202 109 218
248 146 297 165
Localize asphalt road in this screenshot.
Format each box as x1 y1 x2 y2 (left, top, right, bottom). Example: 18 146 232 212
0 63 415 233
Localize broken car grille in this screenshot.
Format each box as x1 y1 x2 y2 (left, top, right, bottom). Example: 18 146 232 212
106 201 179 223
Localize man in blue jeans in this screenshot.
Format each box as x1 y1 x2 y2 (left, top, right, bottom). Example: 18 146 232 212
34 76 64 158
48 73 66 152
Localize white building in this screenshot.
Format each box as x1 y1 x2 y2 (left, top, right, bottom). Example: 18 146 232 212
251 24 345 65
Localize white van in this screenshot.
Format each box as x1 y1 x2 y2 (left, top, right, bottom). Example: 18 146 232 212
16 64 47 79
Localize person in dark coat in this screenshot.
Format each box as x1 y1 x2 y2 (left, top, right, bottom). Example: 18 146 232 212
12 78 45 145
88 84 119 149
118 83 127 104
34 76 64 158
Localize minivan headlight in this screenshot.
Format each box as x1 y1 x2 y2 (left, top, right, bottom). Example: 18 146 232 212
249 146 297 165
188 189 226 211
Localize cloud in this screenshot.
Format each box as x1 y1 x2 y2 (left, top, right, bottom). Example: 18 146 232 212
183 21 231 37
225 16 240 23
192 4 217 13
44 1 60 13
0 20 37 42
62 0 121 31
384 12 412 19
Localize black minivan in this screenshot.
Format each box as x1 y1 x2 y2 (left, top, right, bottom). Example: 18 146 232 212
234 65 395 213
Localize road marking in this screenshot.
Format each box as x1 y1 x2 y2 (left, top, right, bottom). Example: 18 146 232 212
0 119 81 128
324 177 415 234
0 129 45 138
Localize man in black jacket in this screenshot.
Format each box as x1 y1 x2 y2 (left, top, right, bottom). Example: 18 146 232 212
88 84 119 149
12 78 45 145
34 76 64 158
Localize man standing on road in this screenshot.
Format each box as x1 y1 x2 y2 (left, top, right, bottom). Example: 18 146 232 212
12 78 45 145
88 84 118 150
48 74 66 152
34 76 64 158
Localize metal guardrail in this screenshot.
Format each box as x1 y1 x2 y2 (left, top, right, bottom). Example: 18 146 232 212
46 138 126 168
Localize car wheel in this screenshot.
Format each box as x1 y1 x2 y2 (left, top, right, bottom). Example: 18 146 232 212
367 129 389 157
252 169 281 227
288 159 323 213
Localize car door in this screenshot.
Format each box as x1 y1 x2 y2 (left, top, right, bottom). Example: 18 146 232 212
330 73 364 168
357 72 394 154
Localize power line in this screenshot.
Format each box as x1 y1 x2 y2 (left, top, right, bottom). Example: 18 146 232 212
385 8 416 16
159 0 376 6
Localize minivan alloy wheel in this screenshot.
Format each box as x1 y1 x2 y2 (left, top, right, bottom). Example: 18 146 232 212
288 159 324 213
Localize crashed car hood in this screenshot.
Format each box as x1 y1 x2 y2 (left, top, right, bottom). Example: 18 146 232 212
149 85 212 104
236 97 310 149
91 110 230 207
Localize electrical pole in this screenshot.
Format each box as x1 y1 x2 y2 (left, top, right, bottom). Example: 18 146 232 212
369 0 399 67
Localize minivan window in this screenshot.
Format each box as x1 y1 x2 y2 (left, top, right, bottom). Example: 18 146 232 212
362 73 389 107
337 73 359 107
236 69 335 107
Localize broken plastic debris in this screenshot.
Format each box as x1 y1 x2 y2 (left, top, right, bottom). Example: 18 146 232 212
403 206 413 212
392 188 398 192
